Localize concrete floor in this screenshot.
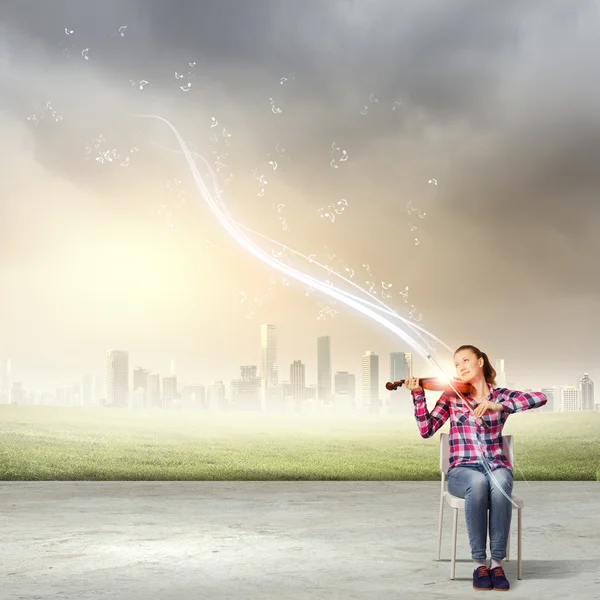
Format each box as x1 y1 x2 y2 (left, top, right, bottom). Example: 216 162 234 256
0 481 598 600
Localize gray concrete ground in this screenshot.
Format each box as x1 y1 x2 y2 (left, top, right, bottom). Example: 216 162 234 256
0 481 598 600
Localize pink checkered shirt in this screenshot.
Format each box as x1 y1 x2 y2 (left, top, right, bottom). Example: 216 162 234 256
411 383 547 472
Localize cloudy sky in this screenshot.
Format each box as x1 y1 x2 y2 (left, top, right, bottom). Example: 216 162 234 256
1 0 599 394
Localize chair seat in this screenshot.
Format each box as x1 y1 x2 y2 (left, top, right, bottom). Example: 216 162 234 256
444 491 524 509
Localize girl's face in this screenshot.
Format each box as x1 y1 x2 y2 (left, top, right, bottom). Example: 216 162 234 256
454 350 483 382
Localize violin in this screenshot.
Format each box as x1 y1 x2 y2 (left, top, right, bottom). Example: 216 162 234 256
385 377 489 429
385 377 475 395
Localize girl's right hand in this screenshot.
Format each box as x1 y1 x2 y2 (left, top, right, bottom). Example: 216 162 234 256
405 377 423 393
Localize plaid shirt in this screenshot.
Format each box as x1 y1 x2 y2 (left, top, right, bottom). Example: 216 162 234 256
412 383 547 472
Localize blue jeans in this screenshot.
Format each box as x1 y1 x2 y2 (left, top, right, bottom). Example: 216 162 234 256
447 464 513 561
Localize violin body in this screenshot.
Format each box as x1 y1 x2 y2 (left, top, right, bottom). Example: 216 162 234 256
385 377 475 396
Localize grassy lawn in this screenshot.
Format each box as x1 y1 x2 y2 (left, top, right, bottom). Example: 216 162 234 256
0 405 598 481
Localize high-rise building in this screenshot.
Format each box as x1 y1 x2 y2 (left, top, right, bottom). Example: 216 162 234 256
580 374 595 410
495 359 506 387
133 367 149 407
290 360 306 406
147 372 160 408
334 371 356 411
390 352 411 381
317 336 332 402
334 372 356 397
388 352 411 414
162 376 178 409
106 350 129 408
559 386 579 411
260 324 278 387
362 351 380 413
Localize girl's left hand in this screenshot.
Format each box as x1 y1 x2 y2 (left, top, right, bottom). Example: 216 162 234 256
473 400 503 418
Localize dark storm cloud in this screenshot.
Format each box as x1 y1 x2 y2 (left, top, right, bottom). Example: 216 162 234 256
2 0 600 299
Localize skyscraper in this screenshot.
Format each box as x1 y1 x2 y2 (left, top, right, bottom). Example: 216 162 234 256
362 351 380 413
290 360 306 407
317 336 332 402
147 372 160 408
334 371 356 412
390 352 411 381
334 372 356 397
133 367 149 406
260 324 278 387
162 376 178 409
580 374 595 411
388 352 411 414
106 350 129 408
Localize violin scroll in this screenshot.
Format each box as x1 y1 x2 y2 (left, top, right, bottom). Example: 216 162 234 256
385 380 405 391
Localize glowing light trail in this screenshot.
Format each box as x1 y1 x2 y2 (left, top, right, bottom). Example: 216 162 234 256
141 130 450 355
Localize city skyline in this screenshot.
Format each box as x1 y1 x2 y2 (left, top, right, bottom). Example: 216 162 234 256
2 2 600 397
1 324 597 411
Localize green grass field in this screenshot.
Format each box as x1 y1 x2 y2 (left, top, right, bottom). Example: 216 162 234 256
1 405 598 481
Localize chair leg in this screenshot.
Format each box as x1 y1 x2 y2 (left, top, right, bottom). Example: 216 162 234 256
451 508 458 580
506 524 511 561
437 495 444 561
517 508 523 580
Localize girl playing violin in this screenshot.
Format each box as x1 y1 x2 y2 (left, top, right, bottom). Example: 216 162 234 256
405 344 547 591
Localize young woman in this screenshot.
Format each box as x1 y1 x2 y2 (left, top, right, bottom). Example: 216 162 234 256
405 344 547 591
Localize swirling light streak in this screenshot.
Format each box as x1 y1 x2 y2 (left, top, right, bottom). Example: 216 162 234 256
140 131 451 356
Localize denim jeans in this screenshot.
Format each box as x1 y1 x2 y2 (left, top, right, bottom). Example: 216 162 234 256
447 463 513 561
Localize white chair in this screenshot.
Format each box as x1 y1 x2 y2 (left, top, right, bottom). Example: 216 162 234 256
437 433 523 580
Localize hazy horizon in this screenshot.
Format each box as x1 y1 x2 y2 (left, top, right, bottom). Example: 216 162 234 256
2 1 600 394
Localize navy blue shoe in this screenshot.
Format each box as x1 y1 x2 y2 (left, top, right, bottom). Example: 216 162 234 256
490 566 510 591
473 565 493 591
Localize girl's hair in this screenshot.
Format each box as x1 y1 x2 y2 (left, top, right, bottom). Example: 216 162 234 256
454 344 497 387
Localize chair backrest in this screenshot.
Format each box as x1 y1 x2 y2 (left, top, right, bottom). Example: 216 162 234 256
439 432 514 475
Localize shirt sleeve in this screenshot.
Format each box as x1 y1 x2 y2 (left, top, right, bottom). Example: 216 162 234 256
498 388 547 413
412 389 450 438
